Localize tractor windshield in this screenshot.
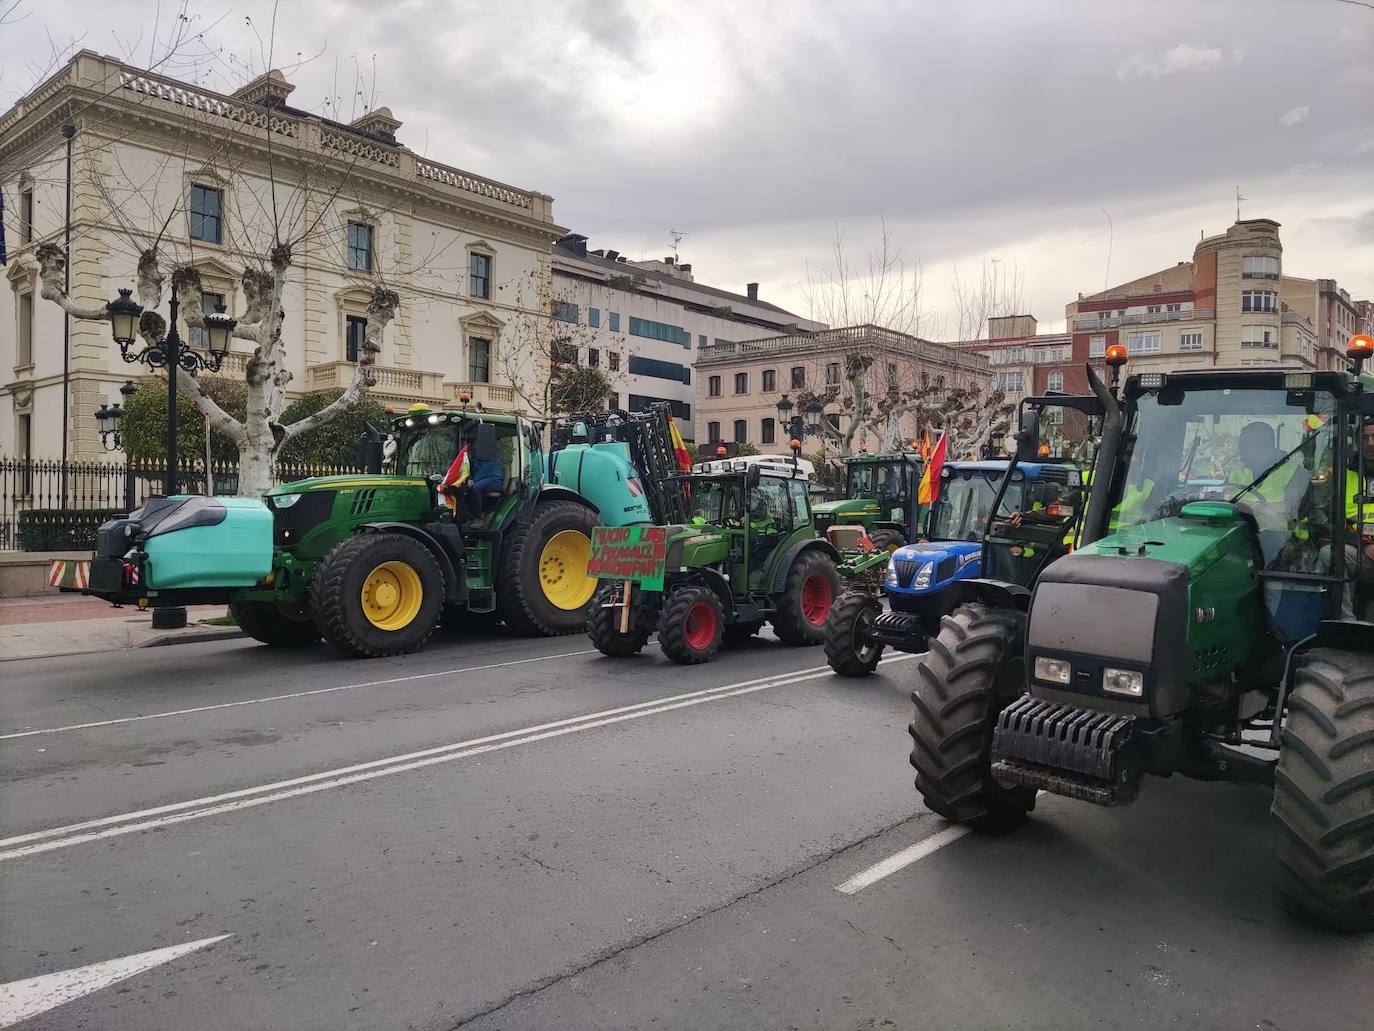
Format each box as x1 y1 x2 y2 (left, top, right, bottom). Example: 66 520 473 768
396 421 521 480
928 471 1003 541
689 477 744 527
1116 385 1338 568
847 460 908 501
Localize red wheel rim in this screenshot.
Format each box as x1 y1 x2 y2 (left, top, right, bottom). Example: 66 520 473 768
685 601 718 650
801 574 834 625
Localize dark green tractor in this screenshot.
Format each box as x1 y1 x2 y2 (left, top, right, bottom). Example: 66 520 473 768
812 450 924 550
588 456 841 664
908 349 1374 931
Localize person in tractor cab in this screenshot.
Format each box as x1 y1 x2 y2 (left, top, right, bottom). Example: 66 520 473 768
1227 421 1311 567
1330 417 1374 617
446 423 506 523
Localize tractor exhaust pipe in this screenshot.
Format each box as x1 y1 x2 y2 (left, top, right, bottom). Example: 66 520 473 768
1081 363 1122 546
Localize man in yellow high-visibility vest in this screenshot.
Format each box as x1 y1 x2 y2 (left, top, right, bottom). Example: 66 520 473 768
1334 418 1374 617
1227 421 1310 567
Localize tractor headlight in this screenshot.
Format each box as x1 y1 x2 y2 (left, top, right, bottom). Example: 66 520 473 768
1034 656 1071 685
1102 667 1144 697
272 493 303 509
912 562 933 590
884 558 899 586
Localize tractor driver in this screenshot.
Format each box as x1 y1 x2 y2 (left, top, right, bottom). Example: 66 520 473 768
448 423 506 522
1228 421 1311 567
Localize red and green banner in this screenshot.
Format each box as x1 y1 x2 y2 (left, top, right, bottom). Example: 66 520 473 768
588 526 668 590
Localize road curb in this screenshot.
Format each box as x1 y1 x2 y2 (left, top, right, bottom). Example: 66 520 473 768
140 627 244 649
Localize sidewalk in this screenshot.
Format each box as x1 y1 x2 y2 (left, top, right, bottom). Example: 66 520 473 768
0 595 243 662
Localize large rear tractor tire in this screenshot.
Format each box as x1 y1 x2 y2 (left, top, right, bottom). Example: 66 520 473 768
658 586 724 665
868 528 907 552
498 500 599 636
1272 648 1374 932
771 550 840 645
311 533 444 658
824 591 884 677
588 584 650 658
230 599 320 647
908 603 1036 832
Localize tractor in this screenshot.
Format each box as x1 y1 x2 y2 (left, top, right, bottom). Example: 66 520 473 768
907 341 1374 932
70 402 685 659
812 449 924 550
586 452 842 664
824 458 1084 676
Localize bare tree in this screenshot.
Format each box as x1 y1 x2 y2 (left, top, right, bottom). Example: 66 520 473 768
801 220 935 338
949 257 1027 341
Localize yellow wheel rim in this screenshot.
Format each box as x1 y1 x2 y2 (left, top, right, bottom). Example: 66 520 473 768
360 560 423 631
539 529 597 611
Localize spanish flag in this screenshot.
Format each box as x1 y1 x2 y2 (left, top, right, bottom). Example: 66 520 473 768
669 419 692 472
439 444 471 512
919 431 933 461
917 432 947 506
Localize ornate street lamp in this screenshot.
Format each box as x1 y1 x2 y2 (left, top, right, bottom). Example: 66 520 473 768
95 380 138 514
106 289 142 347
775 393 803 442
804 398 825 435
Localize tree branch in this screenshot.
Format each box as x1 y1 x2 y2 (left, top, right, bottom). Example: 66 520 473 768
34 244 110 319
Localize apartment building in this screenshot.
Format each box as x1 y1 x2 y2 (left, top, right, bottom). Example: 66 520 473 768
551 236 820 440
1061 219 1355 375
971 314 1087 402
1 52 562 461
694 325 989 448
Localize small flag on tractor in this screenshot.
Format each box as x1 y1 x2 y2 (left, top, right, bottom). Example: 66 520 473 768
439 444 471 512
920 431 933 462
669 419 692 472
917 432 947 507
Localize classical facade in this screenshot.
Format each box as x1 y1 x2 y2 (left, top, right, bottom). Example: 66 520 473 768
551 236 821 440
0 52 563 462
694 325 989 449
1060 218 1366 376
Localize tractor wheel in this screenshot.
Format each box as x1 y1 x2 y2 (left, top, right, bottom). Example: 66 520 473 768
588 585 650 658
230 599 320 647
658 586 723 665
908 603 1036 832
497 500 599 636
824 591 884 677
1271 648 1374 932
723 620 764 644
311 533 444 658
869 528 907 552
771 550 840 645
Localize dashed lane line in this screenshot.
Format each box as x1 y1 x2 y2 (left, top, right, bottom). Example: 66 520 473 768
834 824 972 894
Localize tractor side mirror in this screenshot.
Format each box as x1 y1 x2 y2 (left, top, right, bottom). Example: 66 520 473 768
1015 409 1041 464
357 423 385 474
746 466 762 489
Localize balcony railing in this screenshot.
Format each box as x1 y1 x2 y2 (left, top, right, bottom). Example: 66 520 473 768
305 361 446 400
1071 308 1213 332
696 324 988 374
445 382 519 410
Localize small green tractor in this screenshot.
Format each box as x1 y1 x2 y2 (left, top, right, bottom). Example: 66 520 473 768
908 348 1374 931
812 450 924 550
71 402 687 658
586 452 842 664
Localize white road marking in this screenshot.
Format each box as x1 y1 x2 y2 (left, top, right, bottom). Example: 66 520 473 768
0 648 601 740
835 824 972 894
0 934 230 1028
0 655 916 862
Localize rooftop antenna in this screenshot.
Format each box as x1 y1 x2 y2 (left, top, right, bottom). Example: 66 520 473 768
1100 209 1113 291
669 228 690 262
1235 185 1246 222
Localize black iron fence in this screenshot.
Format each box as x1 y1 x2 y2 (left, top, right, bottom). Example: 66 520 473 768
1 457 352 551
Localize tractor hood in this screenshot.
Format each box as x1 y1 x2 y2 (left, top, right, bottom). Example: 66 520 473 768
886 540 981 593
813 498 881 520
263 474 429 498
664 524 732 568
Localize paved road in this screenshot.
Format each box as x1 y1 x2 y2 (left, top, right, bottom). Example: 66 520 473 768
1 628 1370 1030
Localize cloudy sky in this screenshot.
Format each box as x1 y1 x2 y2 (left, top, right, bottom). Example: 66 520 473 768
3 0 1371 334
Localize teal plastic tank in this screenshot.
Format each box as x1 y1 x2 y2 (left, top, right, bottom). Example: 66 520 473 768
143 496 274 589
548 443 653 526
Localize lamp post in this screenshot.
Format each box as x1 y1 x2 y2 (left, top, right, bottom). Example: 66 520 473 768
104 289 237 496
96 380 138 513
775 393 802 444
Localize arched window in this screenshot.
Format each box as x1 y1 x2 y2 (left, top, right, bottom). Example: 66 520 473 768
1047 370 1064 393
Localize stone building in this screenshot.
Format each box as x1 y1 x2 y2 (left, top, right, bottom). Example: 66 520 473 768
0 52 563 463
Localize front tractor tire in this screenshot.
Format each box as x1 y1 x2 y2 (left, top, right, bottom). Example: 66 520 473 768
824 591 884 677
771 550 841 646
230 599 321 647
908 603 1036 832
1272 648 1374 932
498 500 599 637
868 528 907 552
311 533 445 658
658 586 724 665
588 584 650 658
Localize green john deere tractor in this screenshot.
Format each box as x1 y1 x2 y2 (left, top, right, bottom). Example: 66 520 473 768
812 449 924 550
587 453 841 664
73 402 686 658
908 349 1374 931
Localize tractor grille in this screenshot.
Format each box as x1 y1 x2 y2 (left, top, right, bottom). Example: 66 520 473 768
893 558 922 586
936 556 957 583
273 490 335 546
350 488 379 518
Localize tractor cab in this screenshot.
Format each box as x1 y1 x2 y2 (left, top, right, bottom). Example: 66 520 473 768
685 457 814 591
813 450 923 548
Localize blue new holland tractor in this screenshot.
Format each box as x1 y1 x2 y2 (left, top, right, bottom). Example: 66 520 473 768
823 459 1082 675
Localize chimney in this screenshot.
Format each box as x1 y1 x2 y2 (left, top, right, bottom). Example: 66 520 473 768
746 283 759 301
350 106 402 144
664 256 675 266
232 68 295 109
557 234 588 257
